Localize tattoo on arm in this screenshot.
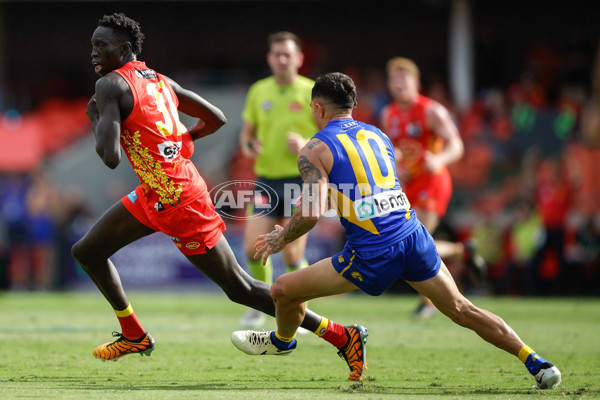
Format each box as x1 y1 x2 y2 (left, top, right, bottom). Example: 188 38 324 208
279 155 322 244
265 230 284 253
298 155 322 183
283 213 314 244
306 138 322 150
298 155 322 199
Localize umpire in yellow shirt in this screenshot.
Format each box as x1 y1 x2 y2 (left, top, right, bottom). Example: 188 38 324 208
238 31 315 328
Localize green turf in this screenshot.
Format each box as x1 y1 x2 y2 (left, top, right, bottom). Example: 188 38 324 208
0 291 597 399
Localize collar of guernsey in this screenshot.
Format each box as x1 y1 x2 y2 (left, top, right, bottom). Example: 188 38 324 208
244 75 317 179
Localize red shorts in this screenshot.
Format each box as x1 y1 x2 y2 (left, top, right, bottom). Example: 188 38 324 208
122 186 226 255
403 168 452 218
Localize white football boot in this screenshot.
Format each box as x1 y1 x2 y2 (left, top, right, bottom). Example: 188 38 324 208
231 330 296 356
532 363 562 389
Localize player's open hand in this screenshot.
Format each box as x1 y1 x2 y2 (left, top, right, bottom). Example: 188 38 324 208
254 224 285 265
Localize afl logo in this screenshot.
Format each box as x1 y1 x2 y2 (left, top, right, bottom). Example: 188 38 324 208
209 180 278 221
186 242 201 250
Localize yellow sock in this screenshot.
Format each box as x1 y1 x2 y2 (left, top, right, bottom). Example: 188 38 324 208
314 317 329 336
518 345 535 363
274 330 296 343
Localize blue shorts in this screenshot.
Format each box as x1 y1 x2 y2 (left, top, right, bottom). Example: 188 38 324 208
332 223 441 296
249 176 304 219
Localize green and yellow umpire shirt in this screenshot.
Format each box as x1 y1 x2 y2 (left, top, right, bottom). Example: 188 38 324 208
241 75 316 179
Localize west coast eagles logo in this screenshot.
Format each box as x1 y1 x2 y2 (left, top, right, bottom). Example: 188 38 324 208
351 272 363 282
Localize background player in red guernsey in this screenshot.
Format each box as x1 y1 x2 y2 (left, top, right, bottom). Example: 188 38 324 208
380 57 484 317
72 13 358 367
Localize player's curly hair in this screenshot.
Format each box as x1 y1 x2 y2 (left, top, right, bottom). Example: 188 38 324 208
312 72 357 110
98 13 145 55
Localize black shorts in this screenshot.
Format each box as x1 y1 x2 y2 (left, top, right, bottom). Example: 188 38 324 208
248 176 304 219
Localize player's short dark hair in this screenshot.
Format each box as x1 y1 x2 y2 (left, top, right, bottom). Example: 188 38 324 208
268 31 302 52
312 72 357 110
98 13 145 55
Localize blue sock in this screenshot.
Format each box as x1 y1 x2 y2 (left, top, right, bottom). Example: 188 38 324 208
525 352 549 375
270 331 297 350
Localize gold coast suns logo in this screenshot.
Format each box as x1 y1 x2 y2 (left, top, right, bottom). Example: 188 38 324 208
186 242 201 250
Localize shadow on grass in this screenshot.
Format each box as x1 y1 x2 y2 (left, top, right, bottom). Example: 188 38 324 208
6 375 587 396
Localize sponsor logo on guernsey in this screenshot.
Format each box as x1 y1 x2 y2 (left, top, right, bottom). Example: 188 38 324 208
340 121 358 130
354 189 411 221
406 122 423 137
127 190 138 203
186 242 201 250
157 141 182 161
261 101 273 111
135 69 158 79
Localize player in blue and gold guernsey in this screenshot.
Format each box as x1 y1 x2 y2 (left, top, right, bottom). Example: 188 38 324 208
313 115 425 284
232 72 561 390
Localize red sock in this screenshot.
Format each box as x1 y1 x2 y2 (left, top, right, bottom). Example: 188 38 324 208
320 319 348 350
115 304 145 340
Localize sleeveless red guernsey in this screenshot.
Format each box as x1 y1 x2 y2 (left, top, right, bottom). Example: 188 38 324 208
114 61 204 211
384 94 445 179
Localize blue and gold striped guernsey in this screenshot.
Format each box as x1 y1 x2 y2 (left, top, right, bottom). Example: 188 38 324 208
314 118 419 250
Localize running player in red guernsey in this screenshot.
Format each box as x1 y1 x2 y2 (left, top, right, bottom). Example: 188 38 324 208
381 57 484 317
72 13 353 367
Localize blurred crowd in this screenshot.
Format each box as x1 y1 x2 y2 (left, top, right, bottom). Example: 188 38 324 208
1 27 599 296
0 169 95 291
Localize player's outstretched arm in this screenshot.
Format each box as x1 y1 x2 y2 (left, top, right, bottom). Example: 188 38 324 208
167 77 227 140
253 138 330 265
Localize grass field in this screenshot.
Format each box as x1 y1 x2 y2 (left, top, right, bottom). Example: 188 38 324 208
0 290 598 400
